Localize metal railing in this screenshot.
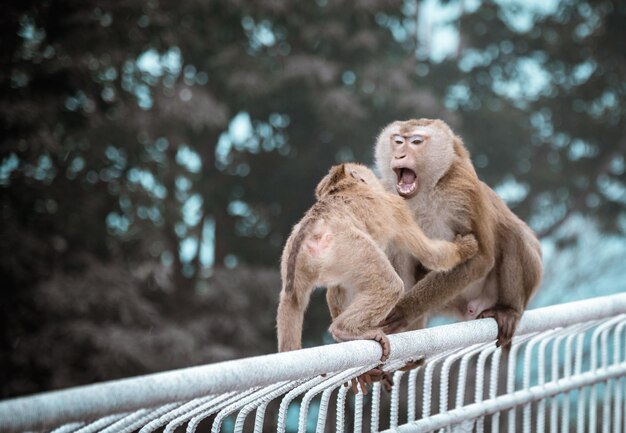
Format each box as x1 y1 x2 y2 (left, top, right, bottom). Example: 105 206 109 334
2 293 626 433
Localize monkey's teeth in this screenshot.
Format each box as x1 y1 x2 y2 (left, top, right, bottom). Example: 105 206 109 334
396 181 417 196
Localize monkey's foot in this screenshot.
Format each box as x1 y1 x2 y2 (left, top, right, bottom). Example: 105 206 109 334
372 331 391 362
348 358 425 394
330 328 390 362
377 359 425 392
479 305 521 349
345 367 385 395
398 358 425 372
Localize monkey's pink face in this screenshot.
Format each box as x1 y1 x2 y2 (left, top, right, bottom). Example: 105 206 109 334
388 132 427 198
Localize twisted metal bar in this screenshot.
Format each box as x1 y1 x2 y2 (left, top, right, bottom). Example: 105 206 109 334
72 413 130 433
48 423 84 433
160 393 235 433
138 397 212 433
234 381 299 433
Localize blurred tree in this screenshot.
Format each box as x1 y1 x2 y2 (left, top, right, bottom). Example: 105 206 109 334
0 0 436 291
445 0 626 237
1 0 625 396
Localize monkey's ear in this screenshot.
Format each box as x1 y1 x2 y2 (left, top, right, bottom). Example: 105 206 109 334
315 164 347 198
349 168 367 183
452 136 471 159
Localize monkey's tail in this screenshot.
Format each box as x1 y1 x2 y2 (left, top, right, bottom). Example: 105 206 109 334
285 216 315 294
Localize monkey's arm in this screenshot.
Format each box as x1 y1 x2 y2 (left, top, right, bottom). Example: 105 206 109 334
398 231 478 272
381 253 494 333
393 209 478 272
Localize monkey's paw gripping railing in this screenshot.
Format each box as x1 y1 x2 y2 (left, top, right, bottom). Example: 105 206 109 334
2 294 626 433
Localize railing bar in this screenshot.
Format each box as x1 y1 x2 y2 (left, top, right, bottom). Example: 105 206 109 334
253 401 269 433
118 404 184 433
488 348 502 433
215 383 286 433
382 361 626 433
336 381 349 433
314 365 381 433
186 389 257 433
523 329 560 433
160 392 235 433
299 366 372 433
550 332 569 433
315 383 337 433
537 327 574 433
139 398 212 433
71 412 130 433
407 367 419 423
587 380 599 433
560 320 601 433
475 343 499 404
506 331 538 432
589 316 626 433
95 409 148 433
422 349 458 417
371 382 382 433
435 342 483 411
277 375 329 433
233 381 294 433
453 343 486 409
550 332 568 433
49 422 85 433
623 376 626 433
390 370 405 428
601 323 617 433
603 378 612 433
474 343 499 433
613 377 624 433
574 320 602 433
612 320 626 433
354 387 364 433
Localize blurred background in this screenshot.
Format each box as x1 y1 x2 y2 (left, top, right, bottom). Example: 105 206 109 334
1 0 624 399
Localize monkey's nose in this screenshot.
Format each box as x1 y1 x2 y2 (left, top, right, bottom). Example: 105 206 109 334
395 154 407 160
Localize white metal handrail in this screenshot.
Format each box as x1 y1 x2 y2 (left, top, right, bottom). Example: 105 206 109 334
2 293 626 433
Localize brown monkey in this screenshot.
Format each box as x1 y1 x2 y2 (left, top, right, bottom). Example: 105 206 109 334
375 119 543 348
276 163 478 361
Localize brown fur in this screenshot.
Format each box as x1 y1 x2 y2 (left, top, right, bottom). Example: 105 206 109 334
276 163 479 353
375 119 543 348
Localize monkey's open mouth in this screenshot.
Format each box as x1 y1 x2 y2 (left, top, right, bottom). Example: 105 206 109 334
394 168 418 198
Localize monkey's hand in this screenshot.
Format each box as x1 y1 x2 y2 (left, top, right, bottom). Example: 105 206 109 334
454 233 479 262
380 306 408 334
478 305 521 349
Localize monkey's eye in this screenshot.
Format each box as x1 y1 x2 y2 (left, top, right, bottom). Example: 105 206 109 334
391 134 404 145
410 135 424 145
